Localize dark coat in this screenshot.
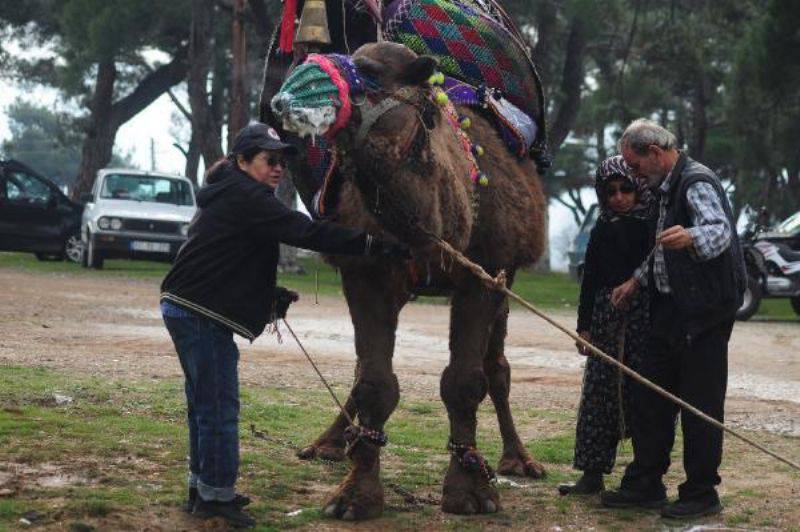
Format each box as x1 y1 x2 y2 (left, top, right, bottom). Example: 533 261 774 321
161 162 368 340
577 215 653 332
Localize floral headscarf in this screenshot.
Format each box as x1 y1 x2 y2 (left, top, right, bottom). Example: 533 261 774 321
594 155 654 221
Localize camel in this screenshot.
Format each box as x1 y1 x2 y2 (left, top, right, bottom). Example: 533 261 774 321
268 42 547 520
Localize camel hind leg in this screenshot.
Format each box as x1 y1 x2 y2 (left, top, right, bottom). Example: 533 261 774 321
484 275 546 478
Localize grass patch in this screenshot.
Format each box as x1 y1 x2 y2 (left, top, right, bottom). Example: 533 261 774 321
0 365 796 530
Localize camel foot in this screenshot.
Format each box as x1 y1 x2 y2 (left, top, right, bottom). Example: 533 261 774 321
296 439 346 462
441 453 501 515
496 448 546 479
322 464 384 521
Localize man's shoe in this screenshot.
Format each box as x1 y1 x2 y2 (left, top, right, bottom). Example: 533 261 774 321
186 487 251 513
661 498 722 519
193 497 256 528
601 488 667 509
558 472 604 495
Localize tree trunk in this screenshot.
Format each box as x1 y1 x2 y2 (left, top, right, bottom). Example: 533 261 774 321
547 15 588 154
276 174 305 274
73 61 118 200
189 0 223 168
71 53 189 200
184 132 201 185
689 71 709 160
229 0 249 149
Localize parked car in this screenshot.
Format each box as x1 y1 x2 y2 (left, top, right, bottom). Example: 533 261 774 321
80 168 196 269
0 159 83 262
567 203 598 281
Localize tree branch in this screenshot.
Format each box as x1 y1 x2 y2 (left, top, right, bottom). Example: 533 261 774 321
110 49 189 128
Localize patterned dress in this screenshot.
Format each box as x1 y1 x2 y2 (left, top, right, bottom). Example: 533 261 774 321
573 287 649 473
572 155 655 474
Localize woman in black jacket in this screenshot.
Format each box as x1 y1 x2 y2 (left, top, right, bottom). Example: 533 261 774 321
559 155 655 496
160 123 407 527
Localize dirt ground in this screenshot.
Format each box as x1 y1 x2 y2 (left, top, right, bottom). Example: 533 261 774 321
1 268 799 529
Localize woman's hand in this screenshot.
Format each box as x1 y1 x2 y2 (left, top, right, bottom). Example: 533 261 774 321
611 277 638 310
575 330 592 356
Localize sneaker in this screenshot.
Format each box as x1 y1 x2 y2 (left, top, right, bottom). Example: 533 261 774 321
186 488 251 513
193 497 256 528
661 498 722 519
601 488 667 509
558 472 604 495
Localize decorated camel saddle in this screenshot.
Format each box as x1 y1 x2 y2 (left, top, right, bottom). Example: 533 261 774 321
275 0 547 218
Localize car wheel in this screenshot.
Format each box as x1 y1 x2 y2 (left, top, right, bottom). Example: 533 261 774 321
64 233 84 264
84 232 104 270
736 275 762 321
791 297 800 316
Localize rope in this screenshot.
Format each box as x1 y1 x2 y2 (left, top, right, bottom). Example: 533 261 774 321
282 319 354 426
428 236 800 473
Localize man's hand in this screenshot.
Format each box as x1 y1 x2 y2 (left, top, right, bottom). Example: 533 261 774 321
611 277 639 310
575 330 592 357
660 225 693 250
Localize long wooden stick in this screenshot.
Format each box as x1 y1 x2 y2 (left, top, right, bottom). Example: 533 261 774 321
433 238 800 473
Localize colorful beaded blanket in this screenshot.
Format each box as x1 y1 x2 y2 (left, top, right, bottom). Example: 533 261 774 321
383 0 542 124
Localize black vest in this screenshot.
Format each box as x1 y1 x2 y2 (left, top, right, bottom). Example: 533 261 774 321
662 154 745 338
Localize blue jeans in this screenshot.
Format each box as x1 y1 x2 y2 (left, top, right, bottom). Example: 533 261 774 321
162 302 240 502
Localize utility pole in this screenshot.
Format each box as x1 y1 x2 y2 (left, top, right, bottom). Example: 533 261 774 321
229 0 248 150
150 138 156 171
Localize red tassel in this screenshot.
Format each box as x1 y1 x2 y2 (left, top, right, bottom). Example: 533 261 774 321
279 0 298 54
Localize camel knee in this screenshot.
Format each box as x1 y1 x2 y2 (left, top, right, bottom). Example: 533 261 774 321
353 374 399 428
485 355 511 398
440 365 488 413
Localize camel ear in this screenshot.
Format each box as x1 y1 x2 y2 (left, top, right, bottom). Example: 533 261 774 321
401 55 439 86
354 56 386 81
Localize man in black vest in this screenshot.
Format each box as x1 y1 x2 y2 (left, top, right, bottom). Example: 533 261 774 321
601 119 745 519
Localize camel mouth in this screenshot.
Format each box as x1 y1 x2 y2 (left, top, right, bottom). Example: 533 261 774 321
271 92 337 139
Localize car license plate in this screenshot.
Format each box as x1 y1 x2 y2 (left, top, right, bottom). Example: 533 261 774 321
131 241 170 253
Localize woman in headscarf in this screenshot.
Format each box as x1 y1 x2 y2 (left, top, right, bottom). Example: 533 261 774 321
559 155 656 496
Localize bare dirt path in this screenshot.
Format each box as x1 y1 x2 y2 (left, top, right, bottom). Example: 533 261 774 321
1 268 798 436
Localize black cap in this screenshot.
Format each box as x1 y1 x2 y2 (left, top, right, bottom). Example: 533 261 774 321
230 123 298 155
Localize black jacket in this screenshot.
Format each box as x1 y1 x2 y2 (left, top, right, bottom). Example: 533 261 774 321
577 215 653 332
161 162 368 340
661 154 745 337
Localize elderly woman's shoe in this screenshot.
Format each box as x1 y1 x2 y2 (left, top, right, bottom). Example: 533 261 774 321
558 471 604 495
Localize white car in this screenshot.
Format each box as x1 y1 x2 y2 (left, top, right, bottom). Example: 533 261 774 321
80 168 196 269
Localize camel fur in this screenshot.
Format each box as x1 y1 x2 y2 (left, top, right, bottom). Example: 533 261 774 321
269 42 547 519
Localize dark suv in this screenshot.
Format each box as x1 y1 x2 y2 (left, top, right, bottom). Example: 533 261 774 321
0 160 84 262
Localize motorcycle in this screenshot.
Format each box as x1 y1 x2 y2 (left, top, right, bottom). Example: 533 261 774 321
737 208 800 320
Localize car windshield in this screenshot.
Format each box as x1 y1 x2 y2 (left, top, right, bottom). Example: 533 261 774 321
100 174 194 206
774 212 800 235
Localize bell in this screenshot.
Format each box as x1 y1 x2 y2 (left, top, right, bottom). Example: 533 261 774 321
295 0 332 47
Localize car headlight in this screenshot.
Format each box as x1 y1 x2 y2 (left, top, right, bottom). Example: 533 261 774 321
180 223 190 236
97 216 110 230
110 217 123 230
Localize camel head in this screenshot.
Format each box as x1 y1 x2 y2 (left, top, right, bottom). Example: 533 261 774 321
272 42 476 251
270 42 438 141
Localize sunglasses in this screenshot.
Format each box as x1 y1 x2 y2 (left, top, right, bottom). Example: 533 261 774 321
266 156 287 168
606 182 636 198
